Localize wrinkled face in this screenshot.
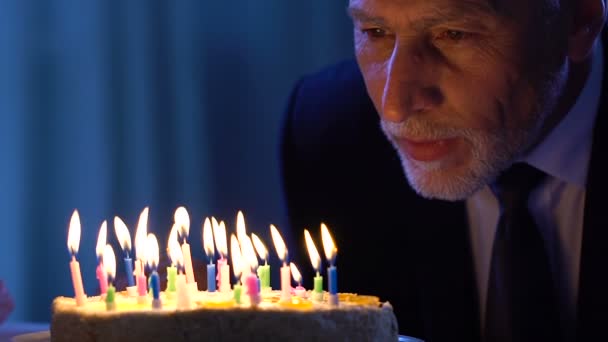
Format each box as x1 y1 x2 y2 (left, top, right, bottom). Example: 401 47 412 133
350 0 569 200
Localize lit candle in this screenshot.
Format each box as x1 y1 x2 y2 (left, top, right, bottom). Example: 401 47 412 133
230 234 243 304
134 207 149 301
103 244 117 311
176 270 190 309
252 233 270 291
236 212 251 287
321 223 338 306
270 224 291 302
241 234 260 306
166 225 180 294
95 220 108 295
213 218 230 293
304 229 323 302
290 262 306 298
172 242 191 310
114 216 136 290
146 233 162 309
67 210 87 306
202 217 216 292
175 206 196 286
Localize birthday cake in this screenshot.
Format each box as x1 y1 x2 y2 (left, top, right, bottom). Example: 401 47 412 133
50 290 398 342
53 208 398 341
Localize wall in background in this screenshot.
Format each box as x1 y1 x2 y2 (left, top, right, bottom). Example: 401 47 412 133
0 0 353 323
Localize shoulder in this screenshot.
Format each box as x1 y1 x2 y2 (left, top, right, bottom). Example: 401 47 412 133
292 59 369 108
282 59 380 155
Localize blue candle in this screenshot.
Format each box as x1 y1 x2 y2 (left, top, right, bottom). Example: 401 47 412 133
150 270 160 299
328 265 337 295
207 263 216 292
124 254 135 287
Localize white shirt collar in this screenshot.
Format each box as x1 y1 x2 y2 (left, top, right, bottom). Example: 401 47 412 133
523 42 604 188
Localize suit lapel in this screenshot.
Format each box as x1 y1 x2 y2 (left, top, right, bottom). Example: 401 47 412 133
576 45 608 341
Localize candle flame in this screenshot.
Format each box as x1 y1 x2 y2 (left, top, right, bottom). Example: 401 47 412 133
241 234 258 271
213 219 228 258
103 244 116 282
290 262 302 285
114 216 132 253
270 224 288 262
251 233 268 262
146 233 160 269
135 207 149 261
168 223 183 268
174 206 190 239
95 220 107 259
67 210 81 255
304 229 321 271
236 210 247 242
230 234 243 279
321 223 337 265
202 217 215 259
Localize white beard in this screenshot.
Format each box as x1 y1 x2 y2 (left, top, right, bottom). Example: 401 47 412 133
379 61 568 201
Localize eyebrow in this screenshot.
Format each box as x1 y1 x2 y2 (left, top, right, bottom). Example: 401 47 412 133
347 2 498 31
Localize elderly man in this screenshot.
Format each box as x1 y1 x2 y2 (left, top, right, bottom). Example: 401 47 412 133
280 0 607 341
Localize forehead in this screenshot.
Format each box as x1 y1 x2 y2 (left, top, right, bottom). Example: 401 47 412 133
347 0 533 23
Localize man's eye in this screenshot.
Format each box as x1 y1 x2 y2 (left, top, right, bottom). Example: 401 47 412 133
361 28 388 39
436 30 471 42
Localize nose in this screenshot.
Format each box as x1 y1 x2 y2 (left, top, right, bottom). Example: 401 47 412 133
381 42 442 123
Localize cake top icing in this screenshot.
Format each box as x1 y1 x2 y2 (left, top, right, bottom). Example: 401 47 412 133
53 289 391 315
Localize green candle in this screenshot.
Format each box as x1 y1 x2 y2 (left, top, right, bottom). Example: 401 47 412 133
106 285 116 310
167 266 177 292
234 284 242 304
257 264 271 290
313 272 323 301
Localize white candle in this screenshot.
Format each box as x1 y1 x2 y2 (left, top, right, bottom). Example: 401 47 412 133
174 207 196 284
270 224 291 302
181 243 195 284
176 273 191 310
280 263 291 302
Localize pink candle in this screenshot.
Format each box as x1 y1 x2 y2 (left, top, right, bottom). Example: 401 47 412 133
294 285 306 298
217 257 230 293
245 273 260 306
136 260 147 297
96 263 108 295
70 256 87 306
95 220 108 295
67 210 87 306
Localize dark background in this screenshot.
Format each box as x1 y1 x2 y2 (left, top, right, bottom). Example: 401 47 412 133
0 0 353 323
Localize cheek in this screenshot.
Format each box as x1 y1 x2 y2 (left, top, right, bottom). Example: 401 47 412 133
443 56 536 133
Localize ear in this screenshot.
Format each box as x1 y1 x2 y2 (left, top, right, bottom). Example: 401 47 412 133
568 0 606 62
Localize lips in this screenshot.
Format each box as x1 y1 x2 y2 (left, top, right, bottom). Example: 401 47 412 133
396 137 460 162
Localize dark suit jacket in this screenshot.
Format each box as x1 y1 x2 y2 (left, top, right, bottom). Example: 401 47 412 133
279 51 608 340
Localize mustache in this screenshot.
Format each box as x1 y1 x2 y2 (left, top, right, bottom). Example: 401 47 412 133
379 118 474 141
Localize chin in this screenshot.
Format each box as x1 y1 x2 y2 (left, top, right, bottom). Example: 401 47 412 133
400 156 487 201
391 137 513 201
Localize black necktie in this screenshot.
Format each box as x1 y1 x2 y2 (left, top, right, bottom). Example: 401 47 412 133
484 163 561 342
